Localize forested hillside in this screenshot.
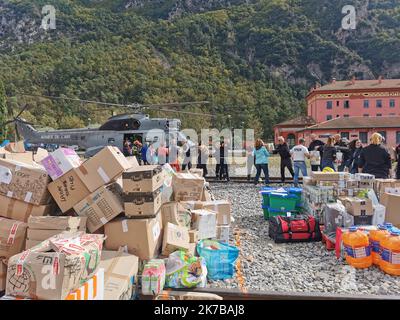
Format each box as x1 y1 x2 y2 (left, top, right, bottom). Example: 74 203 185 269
0 0 399 139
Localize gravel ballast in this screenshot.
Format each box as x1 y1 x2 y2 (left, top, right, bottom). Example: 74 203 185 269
207 182 400 296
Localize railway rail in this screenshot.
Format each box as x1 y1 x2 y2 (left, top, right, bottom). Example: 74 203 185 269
140 287 400 300
206 177 302 184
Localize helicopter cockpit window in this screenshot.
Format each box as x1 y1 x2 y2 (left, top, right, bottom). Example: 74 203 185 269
99 119 141 131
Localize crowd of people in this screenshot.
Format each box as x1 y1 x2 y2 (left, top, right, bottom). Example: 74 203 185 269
263 132 399 187
121 137 231 180
122 131 400 186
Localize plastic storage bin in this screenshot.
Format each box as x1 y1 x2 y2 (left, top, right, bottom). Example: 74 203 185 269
268 192 297 211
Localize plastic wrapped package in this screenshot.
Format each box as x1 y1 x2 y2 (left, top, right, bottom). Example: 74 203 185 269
164 251 207 289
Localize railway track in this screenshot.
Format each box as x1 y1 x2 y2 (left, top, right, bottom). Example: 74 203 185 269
207 177 302 184
140 287 400 300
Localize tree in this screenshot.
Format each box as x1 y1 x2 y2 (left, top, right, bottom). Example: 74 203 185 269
0 80 7 141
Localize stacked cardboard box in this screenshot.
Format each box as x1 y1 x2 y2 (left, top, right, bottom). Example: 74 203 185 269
25 216 87 249
122 165 164 218
339 197 374 225
5 232 104 300
48 146 132 214
99 250 139 300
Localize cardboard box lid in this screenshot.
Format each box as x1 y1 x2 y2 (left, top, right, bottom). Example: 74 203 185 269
77 146 132 192
99 250 139 300
28 216 83 230
123 165 162 179
48 168 90 213
123 187 162 202
73 181 124 233
104 215 163 260
0 152 34 165
0 194 53 222
4 141 25 153
311 171 350 181
33 148 49 163
27 229 75 241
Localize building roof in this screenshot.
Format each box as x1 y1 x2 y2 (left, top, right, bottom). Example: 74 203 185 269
302 116 400 131
274 116 316 127
313 79 400 91
306 78 400 100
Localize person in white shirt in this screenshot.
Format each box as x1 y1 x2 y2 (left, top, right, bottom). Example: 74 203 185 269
290 138 310 187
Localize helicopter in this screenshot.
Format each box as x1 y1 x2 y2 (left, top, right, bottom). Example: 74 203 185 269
3 95 213 157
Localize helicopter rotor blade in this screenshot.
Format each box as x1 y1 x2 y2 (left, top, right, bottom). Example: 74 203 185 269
15 104 30 119
155 108 216 118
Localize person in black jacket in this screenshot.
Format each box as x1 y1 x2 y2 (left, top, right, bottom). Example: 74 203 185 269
272 136 294 183
348 139 363 174
394 144 400 180
358 132 391 179
334 134 350 172
308 134 325 171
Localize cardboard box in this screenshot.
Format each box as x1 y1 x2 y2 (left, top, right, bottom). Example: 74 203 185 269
25 239 42 250
374 179 400 198
0 152 34 165
122 165 164 193
200 200 231 226
41 148 83 181
342 197 373 216
160 202 192 228
189 230 198 243
6 232 104 300
104 215 163 260
0 158 51 205
48 168 91 213
0 194 53 222
65 268 104 300
73 181 124 232
28 216 83 230
373 204 386 226
380 193 400 228
162 223 190 256
201 185 213 201
0 218 28 260
99 250 139 300
123 188 162 218
0 261 6 292
173 173 205 201
189 168 203 177
4 141 25 153
311 171 350 182
27 228 68 241
33 148 49 163
215 225 230 243
76 146 133 192
191 209 217 240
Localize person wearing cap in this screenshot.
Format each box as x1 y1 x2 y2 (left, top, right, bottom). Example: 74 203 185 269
290 138 310 187
358 132 391 179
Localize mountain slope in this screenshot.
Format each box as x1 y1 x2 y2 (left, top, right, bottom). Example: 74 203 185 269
0 0 399 139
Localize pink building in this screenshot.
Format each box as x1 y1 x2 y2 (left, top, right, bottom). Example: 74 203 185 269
297 116 400 148
274 77 400 148
307 78 400 123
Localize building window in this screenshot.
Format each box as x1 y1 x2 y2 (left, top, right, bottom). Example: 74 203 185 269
287 134 296 148
363 114 369 117
336 115 340 118
341 132 349 140
364 100 369 108
336 101 340 107
397 132 400 145
359 132 368 144
326 115 332 121
344 100 350 109
377 113 382 117
344 114 349 118
376 100 383 108
378 131 387 143
390 99 395 108
326 101 333 109
390 113 396 116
